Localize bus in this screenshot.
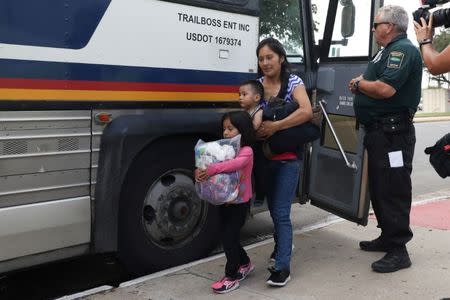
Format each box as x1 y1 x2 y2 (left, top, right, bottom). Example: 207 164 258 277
0 0 380 276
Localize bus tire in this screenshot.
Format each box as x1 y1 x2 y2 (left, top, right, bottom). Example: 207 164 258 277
117 137 220 275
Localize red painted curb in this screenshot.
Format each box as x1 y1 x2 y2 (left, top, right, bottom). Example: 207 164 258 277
368 199 450 230
410 199 450 230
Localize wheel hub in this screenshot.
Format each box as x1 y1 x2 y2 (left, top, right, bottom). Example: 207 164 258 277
142 171 207 249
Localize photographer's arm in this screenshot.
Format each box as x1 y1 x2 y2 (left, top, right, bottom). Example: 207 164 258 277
420 43 450 75
414 16 450 75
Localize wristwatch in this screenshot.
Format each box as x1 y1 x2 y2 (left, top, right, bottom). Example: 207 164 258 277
419 38 432 46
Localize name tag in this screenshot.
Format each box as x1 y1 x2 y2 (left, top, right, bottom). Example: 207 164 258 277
388 150 404 168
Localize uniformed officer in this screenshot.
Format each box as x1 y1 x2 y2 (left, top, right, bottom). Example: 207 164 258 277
348 5 422 273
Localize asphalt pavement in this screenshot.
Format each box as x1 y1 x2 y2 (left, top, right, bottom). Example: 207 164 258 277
61 193 450 300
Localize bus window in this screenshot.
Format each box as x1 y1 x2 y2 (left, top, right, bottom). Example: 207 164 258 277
322 114 359 154
259 1 304 63
312 0 372 58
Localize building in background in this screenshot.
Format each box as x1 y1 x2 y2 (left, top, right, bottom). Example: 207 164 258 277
422 87 450 113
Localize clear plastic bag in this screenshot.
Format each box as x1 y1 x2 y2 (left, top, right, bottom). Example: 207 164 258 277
194 135 241 205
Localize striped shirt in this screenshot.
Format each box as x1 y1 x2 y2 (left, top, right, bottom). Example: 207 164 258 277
258 74 304 105
258 73 304 160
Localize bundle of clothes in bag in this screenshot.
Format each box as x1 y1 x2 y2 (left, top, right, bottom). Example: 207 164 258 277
194 135 241 205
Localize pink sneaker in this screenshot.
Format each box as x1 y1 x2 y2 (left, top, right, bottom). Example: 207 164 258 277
237 262 255 281
211 277 240 294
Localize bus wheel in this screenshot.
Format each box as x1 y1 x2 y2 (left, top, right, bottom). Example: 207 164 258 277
118 137 220 275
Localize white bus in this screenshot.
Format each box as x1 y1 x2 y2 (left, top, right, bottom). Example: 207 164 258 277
0 0 380 275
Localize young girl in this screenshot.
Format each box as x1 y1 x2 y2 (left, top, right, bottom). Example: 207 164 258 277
195 111 256 294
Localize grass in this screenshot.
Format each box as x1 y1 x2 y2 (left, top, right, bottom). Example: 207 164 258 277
415 112 450 118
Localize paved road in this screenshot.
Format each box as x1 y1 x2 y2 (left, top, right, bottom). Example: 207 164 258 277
411 120 449 197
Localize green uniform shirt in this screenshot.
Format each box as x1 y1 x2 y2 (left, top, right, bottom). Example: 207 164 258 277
354 34 422 125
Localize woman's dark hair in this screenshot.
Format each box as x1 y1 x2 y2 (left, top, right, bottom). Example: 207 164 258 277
240 79 264 100
222 111 255 147
256 37 291 99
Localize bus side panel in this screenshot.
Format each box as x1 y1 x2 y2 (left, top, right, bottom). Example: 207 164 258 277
0 0 259 76
0 197 90 262
0 111 92 273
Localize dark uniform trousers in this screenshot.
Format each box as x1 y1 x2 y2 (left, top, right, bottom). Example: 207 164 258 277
364 122 416 249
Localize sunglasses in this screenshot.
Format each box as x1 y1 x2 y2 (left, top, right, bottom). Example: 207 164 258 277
373 22 393 29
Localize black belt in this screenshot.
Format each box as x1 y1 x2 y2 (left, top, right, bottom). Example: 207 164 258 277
365 112 413 132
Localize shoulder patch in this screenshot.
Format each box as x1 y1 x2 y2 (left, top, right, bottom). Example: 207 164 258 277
387 51 404 68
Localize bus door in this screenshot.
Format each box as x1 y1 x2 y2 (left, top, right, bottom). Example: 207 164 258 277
304 0 382 225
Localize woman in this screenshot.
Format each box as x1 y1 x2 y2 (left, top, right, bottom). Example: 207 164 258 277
256 37 313 287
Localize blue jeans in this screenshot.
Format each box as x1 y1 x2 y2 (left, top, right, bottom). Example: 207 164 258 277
267 159 301 272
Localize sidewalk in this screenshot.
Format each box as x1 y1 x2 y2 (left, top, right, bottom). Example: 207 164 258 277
74 197 450 300
413 115 450 123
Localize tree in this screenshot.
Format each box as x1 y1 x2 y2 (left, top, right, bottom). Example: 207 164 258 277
433 28 450 52
428 28 450 87
259 1 318 58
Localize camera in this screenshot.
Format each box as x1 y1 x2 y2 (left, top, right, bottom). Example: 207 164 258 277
413 0 450 28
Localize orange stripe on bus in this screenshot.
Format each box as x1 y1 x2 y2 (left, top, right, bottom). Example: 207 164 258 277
0 89 239 101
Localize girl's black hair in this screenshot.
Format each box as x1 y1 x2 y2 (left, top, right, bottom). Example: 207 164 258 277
256 37 291 99
240 79 264 100
222 111 255 147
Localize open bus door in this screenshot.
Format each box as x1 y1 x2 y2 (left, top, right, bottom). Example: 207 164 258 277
301 0 383 225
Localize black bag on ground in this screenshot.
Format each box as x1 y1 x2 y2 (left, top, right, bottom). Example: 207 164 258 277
262 97 320 157
424 133 450 179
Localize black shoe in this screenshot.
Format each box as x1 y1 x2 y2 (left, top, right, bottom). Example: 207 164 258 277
267 265 276 273
266 269 291 287
359 237 391 252
371 249 412 273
